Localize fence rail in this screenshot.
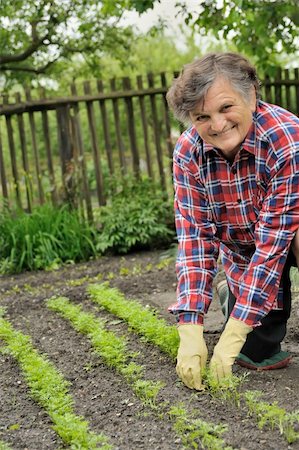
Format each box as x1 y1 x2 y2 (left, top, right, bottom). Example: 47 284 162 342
0 68 299 221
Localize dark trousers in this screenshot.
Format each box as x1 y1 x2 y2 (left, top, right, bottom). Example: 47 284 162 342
227 252 294 362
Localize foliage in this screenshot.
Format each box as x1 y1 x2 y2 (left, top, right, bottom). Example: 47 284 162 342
0 0 156 88
0 312 111 449
94 176 175 254
0 204 98 274
177 0 299 73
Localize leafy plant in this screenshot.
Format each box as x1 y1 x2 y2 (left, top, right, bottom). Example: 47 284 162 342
94 176 175 254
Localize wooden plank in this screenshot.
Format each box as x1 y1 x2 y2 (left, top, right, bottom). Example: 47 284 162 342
97 80 114 174
0 123 9 205
40 90 58 206
70 83 93 223
25 88 45 205
83 81 105 206
160 72 173 172
15 92 32 212
137 75 153 179
147 73 166 190
110 78 127 174
274 68 282 106
295 69 299 116
56 105 75 206
122 77 140 177
284 69 291 111
0 87 169 116
3 94 22 209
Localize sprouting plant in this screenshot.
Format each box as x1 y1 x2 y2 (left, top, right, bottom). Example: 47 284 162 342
87 282 179 359
134 380 165 409
203 368 248 407
244 390 299 444
168 403 233 450
0 315 111 449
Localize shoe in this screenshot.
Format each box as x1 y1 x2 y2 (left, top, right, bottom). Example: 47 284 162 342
236 351 292 371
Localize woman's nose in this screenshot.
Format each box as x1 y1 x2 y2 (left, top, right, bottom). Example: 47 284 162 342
210 115 226 132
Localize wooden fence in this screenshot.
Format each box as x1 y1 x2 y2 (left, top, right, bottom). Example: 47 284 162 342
0 68 299 222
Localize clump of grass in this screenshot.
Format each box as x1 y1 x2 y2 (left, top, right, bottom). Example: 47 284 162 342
169 403 233 450
0 204 98 274
244 391 299 444
0 313 111 449
47 296 164 410
87 282 179 359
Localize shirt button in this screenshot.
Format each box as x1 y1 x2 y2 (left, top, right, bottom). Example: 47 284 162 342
237 198 242 203
232 168 237 174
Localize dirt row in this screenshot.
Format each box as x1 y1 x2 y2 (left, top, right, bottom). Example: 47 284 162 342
0 251 298 450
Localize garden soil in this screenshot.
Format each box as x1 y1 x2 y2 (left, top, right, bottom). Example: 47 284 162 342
0 250 298 450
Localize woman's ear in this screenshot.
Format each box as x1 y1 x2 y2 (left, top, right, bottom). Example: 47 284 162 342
250 86 257 112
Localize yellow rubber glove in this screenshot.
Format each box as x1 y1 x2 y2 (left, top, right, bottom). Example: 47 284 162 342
210 318 253 381
176 324 208 390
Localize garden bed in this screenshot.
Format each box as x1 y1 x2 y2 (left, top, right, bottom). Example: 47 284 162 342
0 250 298 449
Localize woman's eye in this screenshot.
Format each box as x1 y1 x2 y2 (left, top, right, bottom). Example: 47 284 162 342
196 115 208 122
223 105 232 111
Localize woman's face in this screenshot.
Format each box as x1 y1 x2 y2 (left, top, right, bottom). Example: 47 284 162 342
189 77 256 160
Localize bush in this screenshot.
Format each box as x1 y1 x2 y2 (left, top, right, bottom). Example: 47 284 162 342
95 176 175 254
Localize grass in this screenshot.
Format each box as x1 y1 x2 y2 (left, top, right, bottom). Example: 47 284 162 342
0 312 111 450
87 282 179 359
0 441 13 450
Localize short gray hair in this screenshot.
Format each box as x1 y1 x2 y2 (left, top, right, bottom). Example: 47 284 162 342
166 52 261 124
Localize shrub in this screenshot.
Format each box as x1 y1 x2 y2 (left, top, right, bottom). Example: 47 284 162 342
95 176 175 254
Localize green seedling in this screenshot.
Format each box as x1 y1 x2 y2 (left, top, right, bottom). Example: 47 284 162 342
87 282 179 359
169 403 233 450
0 441 13 450
47 295 233 449
244 390 299 444
0 315 111 449
47 296 164 410
203 368 248 406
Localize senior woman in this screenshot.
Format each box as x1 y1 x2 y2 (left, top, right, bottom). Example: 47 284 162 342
166 52 299 390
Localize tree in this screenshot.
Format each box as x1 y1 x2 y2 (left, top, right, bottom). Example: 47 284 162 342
176 0 299 73
0 0 156 88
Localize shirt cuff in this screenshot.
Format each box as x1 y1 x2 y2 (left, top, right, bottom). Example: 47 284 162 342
177 312 204 325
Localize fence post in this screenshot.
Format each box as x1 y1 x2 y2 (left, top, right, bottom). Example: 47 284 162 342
56 105 76 208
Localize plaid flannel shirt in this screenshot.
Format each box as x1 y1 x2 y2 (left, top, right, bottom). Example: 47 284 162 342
169 100 299 327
